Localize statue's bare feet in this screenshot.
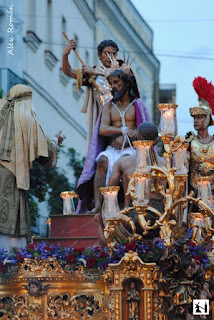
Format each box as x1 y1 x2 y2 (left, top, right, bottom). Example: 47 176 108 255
87 207 101 214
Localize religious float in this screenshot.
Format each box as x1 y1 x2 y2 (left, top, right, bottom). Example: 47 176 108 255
1 92 214 319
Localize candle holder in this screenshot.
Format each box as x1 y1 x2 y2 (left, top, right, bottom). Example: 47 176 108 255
132 172 151 206
197 179 214 207
100 186 120 220
133 140 153 173
60 191 77 215
158 103 177 138
174 143 189 175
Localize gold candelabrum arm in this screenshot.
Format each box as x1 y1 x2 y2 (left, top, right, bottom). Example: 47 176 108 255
173 174 188 200
151 166 176 196
104 208 136 250
134 204 162 232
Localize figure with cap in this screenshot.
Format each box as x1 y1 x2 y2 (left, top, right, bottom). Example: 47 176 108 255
0 84 66 250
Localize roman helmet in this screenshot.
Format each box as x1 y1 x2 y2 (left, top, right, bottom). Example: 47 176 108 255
190 76 214 127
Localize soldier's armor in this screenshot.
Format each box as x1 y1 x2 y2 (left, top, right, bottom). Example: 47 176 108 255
189 134 214 190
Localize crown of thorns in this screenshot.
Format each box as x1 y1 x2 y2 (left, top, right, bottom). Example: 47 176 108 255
103 53 132 77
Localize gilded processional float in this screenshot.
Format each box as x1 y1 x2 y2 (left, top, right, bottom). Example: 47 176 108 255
0 77 214 320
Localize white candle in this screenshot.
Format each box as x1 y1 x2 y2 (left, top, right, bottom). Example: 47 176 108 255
107 191 119 218
64 197 71 214
135 177 150 205
138 146 150 172
198 181 209 203
136 177 145 202
162 109 174 135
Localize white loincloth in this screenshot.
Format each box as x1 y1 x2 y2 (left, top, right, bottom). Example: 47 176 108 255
96 146 136 185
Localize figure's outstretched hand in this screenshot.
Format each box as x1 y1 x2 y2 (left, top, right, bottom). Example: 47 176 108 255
55 130 66 146
63 40 77 56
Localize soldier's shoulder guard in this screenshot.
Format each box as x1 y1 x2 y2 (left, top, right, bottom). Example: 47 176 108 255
185 131 195 143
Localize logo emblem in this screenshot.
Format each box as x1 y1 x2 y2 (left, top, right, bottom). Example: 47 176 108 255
193 299 209 315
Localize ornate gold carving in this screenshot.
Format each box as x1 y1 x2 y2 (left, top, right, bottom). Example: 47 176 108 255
105 251 155 320
19 256 66 275
0 271 106 319
157 103 178 111
100 186 120 195
132 140 154 148
60 191 77 198
47 293 103 319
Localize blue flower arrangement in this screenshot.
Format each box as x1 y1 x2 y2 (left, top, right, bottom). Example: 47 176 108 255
0 237 210 277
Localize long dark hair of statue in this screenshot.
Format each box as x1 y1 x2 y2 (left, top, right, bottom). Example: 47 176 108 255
107 69 136 102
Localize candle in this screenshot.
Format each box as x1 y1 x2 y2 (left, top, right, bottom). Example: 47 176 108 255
162 109 174 135
100 186 120 220
198 181 209 203
107 191 119 218
136 177 145 202
135 176 150 205
175 148 188 174
64 197 72 214
60 191 77 215
133 141 153 173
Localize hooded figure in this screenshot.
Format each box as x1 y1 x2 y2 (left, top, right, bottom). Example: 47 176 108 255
0 84 64 250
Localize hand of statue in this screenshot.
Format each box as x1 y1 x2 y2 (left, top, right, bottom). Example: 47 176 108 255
111 135 124 149
127 129 137 139
63 40 77 56
54 130 66 146
82 64 96 75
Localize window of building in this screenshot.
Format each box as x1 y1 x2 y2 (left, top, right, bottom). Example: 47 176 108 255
27 0 36 31
46 0 52 51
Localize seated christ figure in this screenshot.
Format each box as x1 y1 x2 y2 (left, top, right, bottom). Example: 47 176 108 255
77 68 151 213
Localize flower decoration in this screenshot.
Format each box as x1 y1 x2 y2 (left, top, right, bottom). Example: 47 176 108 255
0 237 210 278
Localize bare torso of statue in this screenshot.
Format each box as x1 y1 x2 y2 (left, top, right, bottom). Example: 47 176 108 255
99 101 137 150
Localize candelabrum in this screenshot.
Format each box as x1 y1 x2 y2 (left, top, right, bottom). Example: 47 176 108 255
132 140 153 173
102 102 214 251
158 103 177 138
60 191 77 215
100 186 136 251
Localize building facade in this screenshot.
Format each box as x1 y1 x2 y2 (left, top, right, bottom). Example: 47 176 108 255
0 0 159 235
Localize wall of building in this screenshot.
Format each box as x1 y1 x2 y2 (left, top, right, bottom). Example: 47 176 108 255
95 0 160 121
0 0 160 235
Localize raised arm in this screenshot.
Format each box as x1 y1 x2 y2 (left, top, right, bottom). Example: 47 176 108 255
62 40 104 79
62 40 78 79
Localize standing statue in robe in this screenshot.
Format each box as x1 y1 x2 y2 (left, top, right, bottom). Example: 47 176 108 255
126 281 140 320
0 84 66 250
